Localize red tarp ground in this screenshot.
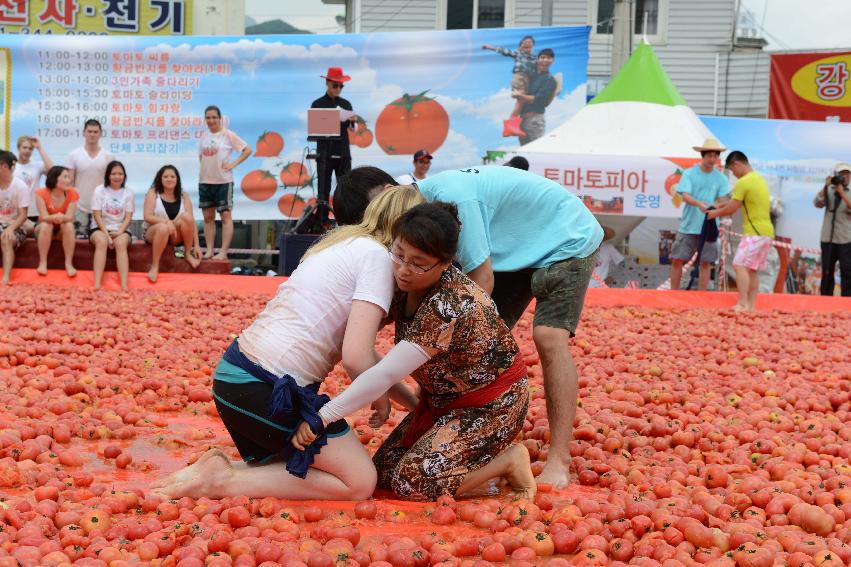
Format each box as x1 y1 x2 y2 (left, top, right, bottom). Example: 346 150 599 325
6 269 850 313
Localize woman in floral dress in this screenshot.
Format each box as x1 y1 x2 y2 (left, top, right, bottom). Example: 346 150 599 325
297 202 535 500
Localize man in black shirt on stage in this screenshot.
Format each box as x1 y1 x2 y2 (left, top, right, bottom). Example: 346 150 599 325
311 67 355 201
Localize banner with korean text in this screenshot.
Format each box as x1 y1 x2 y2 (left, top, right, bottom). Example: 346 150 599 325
499 151 698 218
0 27 589 219
770 51 851 122
0 0 190 35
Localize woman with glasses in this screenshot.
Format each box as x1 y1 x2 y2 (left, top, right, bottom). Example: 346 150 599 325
311 67 355 201
152 186 423 501
295 202 536 501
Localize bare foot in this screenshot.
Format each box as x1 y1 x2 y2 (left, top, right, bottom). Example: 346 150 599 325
151 448 227 490
1 279 9 286
202 250 214 260
731 303 749 312
147 267 158 283
186 255 201 269
535 457 571 489
212 252 229 261
65 265 77 278
153 450 232 499
503 443 537 499
36 265 48 276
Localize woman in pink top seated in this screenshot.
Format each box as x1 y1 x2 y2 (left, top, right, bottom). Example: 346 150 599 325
34 166 78 277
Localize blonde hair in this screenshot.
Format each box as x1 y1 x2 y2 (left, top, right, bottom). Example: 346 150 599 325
16 135 33 149
303 185 424 260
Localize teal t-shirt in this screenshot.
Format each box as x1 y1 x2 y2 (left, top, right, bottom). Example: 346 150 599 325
676 165 731 235
417 166 604 272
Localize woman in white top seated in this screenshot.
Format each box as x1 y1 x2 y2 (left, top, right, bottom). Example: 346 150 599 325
152 185 423 500
143 165 202 282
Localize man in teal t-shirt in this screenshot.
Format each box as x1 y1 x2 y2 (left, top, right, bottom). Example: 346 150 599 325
334 164 604 488
669 138 731 290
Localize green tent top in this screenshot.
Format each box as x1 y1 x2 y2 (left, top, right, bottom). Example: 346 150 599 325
589 41 687 107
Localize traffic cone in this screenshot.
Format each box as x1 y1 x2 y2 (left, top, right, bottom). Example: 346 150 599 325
502 115 526 137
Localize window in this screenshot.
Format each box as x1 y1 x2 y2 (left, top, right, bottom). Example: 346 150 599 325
592 0 666 40
442 0 510 30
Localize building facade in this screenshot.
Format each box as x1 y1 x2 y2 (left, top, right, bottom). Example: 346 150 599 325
345 0 770 117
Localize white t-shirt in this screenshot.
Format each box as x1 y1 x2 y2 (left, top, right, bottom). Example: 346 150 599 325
396 172 426 186
13 160 44 216
238 237 395 386
0 177 30 224
68 147 116 213
90 185 134 231
198 129 248 184
589 242 624 288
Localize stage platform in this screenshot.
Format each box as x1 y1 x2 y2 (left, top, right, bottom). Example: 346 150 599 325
11 239 230 275
4 270 849 313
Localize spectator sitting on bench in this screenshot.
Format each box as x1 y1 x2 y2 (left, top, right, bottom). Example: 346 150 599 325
90 161 134 291
0 151 29 286
143 165 202 282
34 166 79 277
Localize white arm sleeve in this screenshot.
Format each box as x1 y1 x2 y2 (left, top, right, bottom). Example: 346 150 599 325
318 341 430 424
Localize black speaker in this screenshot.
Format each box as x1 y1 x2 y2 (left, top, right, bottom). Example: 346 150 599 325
277 232 321 276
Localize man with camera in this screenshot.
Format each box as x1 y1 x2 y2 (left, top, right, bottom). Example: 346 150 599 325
814 163 851 296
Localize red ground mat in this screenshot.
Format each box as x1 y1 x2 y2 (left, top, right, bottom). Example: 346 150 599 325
4 269 850 312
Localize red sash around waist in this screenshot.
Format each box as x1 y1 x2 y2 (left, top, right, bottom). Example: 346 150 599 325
400 354 526 449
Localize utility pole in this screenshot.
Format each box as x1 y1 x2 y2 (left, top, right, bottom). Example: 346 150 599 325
611 0 633 77
541 0 553 26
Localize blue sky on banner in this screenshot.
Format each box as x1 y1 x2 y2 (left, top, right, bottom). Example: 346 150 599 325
7 27 588 219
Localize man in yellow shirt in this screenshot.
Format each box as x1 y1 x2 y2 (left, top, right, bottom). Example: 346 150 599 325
708 151 774 311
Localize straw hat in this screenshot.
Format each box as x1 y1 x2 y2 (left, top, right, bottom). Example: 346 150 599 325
835 162 851 173
692 138 726 153
602 226 616 241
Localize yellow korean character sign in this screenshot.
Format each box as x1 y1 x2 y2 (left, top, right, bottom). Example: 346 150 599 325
0 49 8 150
0 0 192 36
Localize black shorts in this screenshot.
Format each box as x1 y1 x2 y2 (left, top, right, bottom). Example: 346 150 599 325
212 380 349 465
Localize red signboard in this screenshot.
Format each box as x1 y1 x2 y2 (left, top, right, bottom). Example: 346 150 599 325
770 51 851 122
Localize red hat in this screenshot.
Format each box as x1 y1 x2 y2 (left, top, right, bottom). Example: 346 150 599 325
413 149 433 161
321 67 351 83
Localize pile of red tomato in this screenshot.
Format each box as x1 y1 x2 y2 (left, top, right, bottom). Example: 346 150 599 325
0 285 850 566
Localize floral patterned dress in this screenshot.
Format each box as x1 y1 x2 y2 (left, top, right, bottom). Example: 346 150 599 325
373 266 529 500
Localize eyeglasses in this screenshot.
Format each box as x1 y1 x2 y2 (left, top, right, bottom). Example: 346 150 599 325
330 83 344 89
389 250 441 275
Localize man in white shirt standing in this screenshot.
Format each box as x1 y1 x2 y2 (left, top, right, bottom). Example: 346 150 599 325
396 150 432 186
14 135 54 235
68 119 115 238
0 151 30 285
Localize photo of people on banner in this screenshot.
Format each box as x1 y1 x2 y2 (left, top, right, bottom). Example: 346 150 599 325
1 26 589 220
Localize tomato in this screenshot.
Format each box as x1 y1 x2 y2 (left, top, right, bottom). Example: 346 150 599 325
255 131 285 157
241 169 278 202
480 542 505 562
664 170 682 196
375 92 449 155
354 500 377 519
278 193 306 219
430 506 456 526
115 453 132 469
226 506 251 529
279 162 311 188
521 531 553 556
348 126 373 149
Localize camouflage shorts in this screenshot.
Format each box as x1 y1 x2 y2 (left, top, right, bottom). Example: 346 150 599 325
531 251 598 335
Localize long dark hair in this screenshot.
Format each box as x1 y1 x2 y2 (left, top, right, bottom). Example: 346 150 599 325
103 160 126 189
153 165 182 201
45 166 68 190
391 202 461 263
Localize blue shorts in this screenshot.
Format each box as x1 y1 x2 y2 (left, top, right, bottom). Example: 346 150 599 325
199 182 233 212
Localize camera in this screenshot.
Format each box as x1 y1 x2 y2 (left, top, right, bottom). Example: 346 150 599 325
831 174 847 186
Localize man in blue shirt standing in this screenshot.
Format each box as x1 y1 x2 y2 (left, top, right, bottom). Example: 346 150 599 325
669 138 731 290
334 165 604 488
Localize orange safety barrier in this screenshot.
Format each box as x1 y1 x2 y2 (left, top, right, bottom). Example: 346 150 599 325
6 269 850 313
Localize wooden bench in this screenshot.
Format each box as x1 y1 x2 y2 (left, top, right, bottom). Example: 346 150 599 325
13 239 231 274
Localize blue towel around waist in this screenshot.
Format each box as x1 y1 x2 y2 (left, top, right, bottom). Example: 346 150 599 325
222 339 329 479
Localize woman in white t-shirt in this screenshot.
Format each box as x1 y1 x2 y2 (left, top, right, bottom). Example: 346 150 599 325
198 105 252 261
90 161 134 291
152 186 424 501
